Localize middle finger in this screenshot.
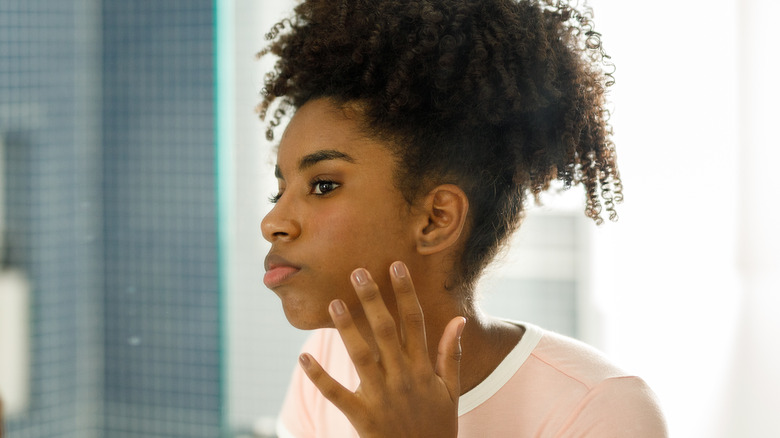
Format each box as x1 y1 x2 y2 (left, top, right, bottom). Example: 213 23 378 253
351 268 405 372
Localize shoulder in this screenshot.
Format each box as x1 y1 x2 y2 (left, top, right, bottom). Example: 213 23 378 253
529 328 630 388
462 323 667 437
526 326 668 436
554 376 668 437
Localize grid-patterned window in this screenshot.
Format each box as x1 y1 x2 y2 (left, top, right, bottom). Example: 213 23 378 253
1 1 221 437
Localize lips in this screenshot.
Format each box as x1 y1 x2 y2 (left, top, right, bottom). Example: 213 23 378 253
263 253 301 288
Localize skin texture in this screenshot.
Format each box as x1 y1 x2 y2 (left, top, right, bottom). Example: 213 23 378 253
261 99 421 329
262 98 523 437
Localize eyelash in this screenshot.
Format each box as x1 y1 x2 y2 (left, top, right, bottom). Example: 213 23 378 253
268 192 282 204
268 178 341 204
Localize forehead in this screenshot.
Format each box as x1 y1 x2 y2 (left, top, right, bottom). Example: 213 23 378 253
276 98 395 171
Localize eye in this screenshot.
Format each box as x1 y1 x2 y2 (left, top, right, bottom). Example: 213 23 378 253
311 179 340 196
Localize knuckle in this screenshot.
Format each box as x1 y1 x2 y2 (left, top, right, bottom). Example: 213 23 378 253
352 347 375 367
358 285 381 301
305 365 323 381
396 281 415 295
451 346 463 362
439 345 463 362
319 382 341 400
374 319 397 340
403 310 425 327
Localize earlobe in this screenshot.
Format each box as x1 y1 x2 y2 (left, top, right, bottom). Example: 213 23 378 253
416 184 469 255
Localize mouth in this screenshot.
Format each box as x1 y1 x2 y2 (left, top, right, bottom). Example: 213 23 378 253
263 253 301 289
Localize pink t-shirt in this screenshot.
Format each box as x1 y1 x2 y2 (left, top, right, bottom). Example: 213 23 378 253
277 323 668 437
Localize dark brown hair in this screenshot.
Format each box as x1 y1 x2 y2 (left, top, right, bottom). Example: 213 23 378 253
258 0 622 291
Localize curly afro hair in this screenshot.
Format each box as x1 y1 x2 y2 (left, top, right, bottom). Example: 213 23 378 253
258 0 622 291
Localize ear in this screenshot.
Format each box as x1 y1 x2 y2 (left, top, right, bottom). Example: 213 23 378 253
415 184 469 255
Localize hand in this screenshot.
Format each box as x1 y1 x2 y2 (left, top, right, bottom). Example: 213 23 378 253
299 261 466 438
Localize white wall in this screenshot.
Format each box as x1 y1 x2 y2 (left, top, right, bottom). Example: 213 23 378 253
221 0 305 432
721 0 780 435
587 0 780 436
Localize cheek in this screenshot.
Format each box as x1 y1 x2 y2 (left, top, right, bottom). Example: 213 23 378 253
286 202 411 327
311 203 387 249
308 203 408 280
308 211 358 251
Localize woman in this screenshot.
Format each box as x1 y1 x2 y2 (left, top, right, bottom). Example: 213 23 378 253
258 0 667 436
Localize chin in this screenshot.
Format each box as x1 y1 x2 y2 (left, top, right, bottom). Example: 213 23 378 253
280 299 335 331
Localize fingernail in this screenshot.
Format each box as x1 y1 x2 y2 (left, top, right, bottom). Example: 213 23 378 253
299 354 310 368
352 268 367 285
392 261 407 278
331 299 345 316
457 317 466 338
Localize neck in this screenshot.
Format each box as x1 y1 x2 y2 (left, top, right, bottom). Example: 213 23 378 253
352 265 524 396
416 291 523 394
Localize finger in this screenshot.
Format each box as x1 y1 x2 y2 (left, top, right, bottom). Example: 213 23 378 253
351 268 405 371
389 261 428 362
329 299 383 389
435 316 466 400
299 353 358 415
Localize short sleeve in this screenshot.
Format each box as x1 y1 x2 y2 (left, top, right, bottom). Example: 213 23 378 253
556 376 668 437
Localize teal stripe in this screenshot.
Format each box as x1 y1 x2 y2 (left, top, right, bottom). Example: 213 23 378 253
214 0 235 436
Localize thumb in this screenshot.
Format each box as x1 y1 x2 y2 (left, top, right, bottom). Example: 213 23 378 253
435 316 466 400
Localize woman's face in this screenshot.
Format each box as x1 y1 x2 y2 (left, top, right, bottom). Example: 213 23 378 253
261 98 419 329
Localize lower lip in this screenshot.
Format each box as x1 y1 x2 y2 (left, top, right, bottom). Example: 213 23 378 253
263 266 300 288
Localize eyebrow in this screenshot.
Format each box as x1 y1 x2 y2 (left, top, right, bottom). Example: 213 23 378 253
275 149 355 179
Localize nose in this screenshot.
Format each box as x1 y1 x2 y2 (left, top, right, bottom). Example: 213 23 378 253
261 200 302 243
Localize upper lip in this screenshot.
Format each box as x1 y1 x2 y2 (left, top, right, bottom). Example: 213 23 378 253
264 253 301 272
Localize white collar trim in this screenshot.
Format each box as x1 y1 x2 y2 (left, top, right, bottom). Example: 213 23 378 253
457 321 543 416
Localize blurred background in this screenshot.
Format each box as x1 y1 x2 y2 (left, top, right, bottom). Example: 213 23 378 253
1 0 778 437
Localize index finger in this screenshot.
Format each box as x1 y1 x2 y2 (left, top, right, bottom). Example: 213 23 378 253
389 261 429 363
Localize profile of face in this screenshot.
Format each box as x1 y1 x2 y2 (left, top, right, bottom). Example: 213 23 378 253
261 98 420 330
